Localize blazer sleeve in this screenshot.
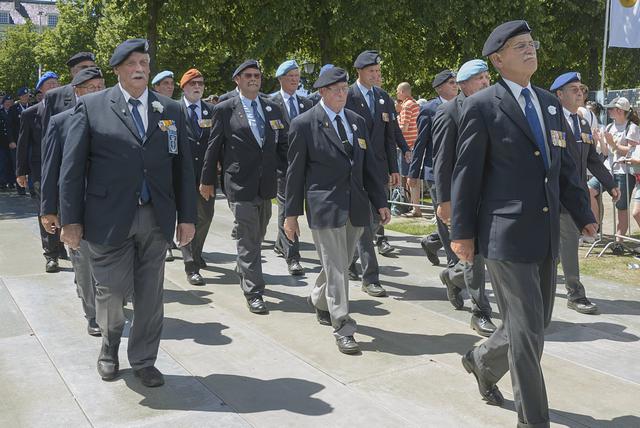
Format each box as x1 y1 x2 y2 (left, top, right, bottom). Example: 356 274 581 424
15 112 31 177
586 143 615 192
363 121 388 210
408 113 428 178
200 105 224 187
172 104 197 225
284 117 307 217
391 113 409 153
59 102 90 227
450 98 489 241
432 107 457 204
40 116 62 215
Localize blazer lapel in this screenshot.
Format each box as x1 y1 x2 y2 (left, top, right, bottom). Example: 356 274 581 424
109 86 143 142
232 97 261 149
350 84 373 120
316 106 350 160
273 93 290 126
199 100 212 141
497 80 536 146
534 87 557 164
145 92 162 144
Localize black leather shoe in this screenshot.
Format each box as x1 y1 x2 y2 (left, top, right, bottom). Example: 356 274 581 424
567 297 598 314
133 366 165 387
439 269 463 309
247 296 268 314
348 265 360 281
420 237 440 266
470 314 497 337
287 259 305 276
307 296 331 326
165 249 175 262
377 240 394 256
87 318 101 336
461 350 504 406
336 336 360 354
45 259 60 273
362 282 387 297
97 340 120 381
187 272 205 286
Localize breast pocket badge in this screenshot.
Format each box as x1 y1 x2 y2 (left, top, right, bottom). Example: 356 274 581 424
550 130 566 148
358 138 367 149
381 112 390 122
159 120 178 154
269 119 285 130
198 119 213 128
581 133 594 144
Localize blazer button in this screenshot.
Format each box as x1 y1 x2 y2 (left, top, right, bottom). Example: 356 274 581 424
195 157 199 161
534 151 541 156
542 207 549 213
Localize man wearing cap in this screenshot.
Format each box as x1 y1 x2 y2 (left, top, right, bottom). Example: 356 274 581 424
0 95 12 191
270 59 313 276
40 67 105 334
42 52 96 134
431 59 496 337
178 68 215 286
9 87 32 195
200 59 287 315
152 70 175 98
308 64 334 105
409 69 458 267
59 39 197 386
16 74 64 272
551 72 619 314
346 50 403 298
450 21 597 426
284 67 390 354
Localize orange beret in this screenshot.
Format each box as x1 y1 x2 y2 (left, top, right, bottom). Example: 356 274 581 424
180 68 203 88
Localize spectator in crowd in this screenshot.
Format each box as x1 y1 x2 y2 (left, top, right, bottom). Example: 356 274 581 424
396 81 421 216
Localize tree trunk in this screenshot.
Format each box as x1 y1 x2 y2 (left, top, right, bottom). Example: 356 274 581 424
146 0 161 75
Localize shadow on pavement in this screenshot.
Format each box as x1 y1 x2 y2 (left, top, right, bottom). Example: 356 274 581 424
163 288 214 305
545 320 639 342
162 317 232 346
264 289 390 317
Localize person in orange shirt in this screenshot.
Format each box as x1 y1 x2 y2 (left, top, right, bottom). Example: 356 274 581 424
396 82 421 216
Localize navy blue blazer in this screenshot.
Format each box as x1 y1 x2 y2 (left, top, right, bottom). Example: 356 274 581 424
270 92 313 177
285 103 387 229
180 99 215 186
432 93 465 204
200 95 287 202
346 83 401 176
42 84 76 136
408 97 442 181
59 86 197 245
15 102 44 182
40 108 74 215
450 80 594 263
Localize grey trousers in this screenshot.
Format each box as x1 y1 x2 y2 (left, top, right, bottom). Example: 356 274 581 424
445 254 492 317
229 197 272 297
311 221 363 339
473 256 556 428
351 203 381 285
275 176 300 261
87 205 167 370
558 211 586 301
429 185 457 267
69 239 96 320
34 182 65 260
181 192 215 273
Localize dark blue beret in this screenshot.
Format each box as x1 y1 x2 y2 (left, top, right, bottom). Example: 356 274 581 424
313 67 348 89
549 72 581 92
2 95 12 103
71 67 103 87
16 87 29 97
109 39 149 67
354 50 382 69
482 20 531 56
432 69 455 88
66 52 95 67
232 59 260 79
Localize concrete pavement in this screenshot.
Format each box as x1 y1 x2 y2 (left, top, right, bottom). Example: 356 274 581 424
0 192 639 427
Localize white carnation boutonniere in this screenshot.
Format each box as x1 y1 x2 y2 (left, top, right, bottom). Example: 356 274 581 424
203 109 209 116
379 98 385 105
351 123 358 132
151 101 164 113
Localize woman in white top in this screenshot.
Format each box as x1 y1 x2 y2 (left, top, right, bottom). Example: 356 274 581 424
587 97 639 253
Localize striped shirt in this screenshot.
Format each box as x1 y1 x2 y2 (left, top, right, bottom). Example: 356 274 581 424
399 97 420 148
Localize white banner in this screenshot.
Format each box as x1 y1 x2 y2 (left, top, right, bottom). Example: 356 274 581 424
609 0 640 48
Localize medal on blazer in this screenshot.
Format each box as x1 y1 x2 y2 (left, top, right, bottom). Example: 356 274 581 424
269 119 285 130
381 112 390 122
158 120 178 154
198 119 213 128
581 133 594 144
550 130 566 148
358 138 367 149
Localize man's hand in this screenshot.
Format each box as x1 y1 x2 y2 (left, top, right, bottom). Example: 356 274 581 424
176 223 195 247
40 214 60 234
436 201 451 225
8 142 16 149
199 184 215 201
284 216 300 242
404 150 412 163
451 238 474 262
609 187 621 203
407 177 419 187
582 223 598 237
16 175 27 188
389 172 400 187
61 224 83 250
378 207 391 225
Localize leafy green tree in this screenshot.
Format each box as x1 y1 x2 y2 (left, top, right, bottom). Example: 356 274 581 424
0 23 41 96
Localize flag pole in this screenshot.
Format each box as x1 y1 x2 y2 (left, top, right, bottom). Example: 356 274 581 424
600 0 612 96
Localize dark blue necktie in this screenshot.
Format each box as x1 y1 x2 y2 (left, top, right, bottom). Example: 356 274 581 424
367 90 375 115
251 100 266 141
288 96 298 119
189 104 202 137
128 98 151 204
570 113 582 142
521 88 548 170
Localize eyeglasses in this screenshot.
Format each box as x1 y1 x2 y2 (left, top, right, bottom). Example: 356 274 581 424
241 72 261 79
77 84 103 91
187 80 205 87
326 86 349 94
508 40 540 53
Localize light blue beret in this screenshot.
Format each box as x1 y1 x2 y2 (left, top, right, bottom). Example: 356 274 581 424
319 64 334 76
35 71 59 91
152 70 174 86
456 59 488 83
550 72 581 92
275 60 299 78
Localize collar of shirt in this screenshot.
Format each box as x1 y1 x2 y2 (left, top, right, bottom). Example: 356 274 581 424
239 93 264 120
239 93 265 145
119 83 149 131
356 80 374 106
183 97 202 120
320 99 353 145
563 107 580 133
502 78 537 111
280 89 297 115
